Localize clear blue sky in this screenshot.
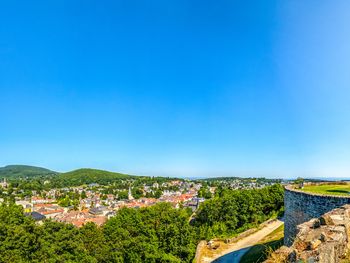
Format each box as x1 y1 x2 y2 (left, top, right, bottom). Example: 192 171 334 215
1 1 350 178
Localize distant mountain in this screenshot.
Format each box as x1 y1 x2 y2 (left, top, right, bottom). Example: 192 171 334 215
0 165 58 178
57 168 132 186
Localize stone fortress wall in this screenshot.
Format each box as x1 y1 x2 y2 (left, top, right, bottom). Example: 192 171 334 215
267 204 350 263
284 184 350 246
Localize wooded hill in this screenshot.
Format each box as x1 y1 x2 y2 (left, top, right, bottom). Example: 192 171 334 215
55 168 133 186
0 165 58 178
0 165 133 187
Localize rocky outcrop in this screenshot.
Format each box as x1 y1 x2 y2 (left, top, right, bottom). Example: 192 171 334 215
284 185 350 246
266 205 350 263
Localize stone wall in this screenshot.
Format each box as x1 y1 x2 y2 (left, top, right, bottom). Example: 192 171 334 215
284 185 350 246
266 205 350 263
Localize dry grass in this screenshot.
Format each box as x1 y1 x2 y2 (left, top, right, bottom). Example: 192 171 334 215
240 225 284 263
196 219 283 263
198 239 241 263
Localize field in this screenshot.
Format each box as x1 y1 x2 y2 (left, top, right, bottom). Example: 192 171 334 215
300 183 350 196
239 225 284 263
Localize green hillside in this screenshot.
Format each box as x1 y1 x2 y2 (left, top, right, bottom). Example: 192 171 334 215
56 168 132 186
0 165 58 178
0 165 136 186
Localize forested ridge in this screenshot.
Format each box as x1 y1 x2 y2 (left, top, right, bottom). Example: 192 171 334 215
1 165 185 191
53 168 133 187
0 165 58 178
0 184 284 262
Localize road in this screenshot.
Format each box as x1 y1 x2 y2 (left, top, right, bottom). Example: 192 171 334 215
209 219 284 263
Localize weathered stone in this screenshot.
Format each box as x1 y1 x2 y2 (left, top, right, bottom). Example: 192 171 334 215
294 240 308 251
306 256 316 263
320 214 335 226
320 232 327 242
284 185 350 246
313 219 321 228
264 246 291 263
267 185 350 263
318 243 336 263
287 249 298 262
329 232 345 242
329 215 345 225
309 239 322 250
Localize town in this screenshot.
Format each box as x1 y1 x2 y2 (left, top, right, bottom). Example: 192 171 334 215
0 174 278 228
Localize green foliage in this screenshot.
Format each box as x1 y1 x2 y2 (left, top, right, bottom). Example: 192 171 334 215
3 165 185 193
104 203 197 263
0 184 285 262
194 184 284 239
197 186 212 199
0 165 57 178
154 189 163 199
52 168 132 187
117 190 129 200
0 203 198 263
131 187 144 199
294 177 304 186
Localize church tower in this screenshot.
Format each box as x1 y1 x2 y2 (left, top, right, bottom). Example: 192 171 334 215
128 187 134 200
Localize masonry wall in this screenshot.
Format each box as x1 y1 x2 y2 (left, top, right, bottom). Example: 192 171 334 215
284 185 350 246
267 205 350 263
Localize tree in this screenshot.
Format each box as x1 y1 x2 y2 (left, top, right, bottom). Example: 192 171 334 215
117 190 128 200
81 190 87 199
80 222 110 262
295 177 304 188
194 184 284 238
198 186 212 199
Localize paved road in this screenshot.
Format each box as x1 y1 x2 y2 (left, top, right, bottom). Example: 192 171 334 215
210 219 284 263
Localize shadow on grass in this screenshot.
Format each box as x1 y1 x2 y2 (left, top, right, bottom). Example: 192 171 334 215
212 247 250 263
326 189 350 194
239 238 283 263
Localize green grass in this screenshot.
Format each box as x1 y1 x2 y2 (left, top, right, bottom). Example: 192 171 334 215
239 225 284 263
300 184 350 196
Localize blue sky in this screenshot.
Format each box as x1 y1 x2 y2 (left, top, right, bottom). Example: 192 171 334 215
1 1 350 178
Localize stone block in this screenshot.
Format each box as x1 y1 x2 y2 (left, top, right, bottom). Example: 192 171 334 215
320 214 335 226
309 239 322 250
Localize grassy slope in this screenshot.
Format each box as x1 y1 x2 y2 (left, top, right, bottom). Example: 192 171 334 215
300 184 350 196
0 165 58 178
239 225 284 263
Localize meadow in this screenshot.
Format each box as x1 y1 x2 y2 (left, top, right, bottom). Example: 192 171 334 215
300 183 350 196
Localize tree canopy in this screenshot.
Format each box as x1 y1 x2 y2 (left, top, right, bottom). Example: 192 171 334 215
0 184 284 262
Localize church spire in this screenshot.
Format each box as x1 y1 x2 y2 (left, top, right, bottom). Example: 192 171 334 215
128 186 134 200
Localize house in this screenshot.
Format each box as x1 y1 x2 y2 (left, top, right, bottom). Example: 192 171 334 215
16 200 33 213
57 210 107 227
25 211 46 222
31 196 56 204
89 207 103 215
35 206 65 219
0 178 8 188
105 211 116 219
